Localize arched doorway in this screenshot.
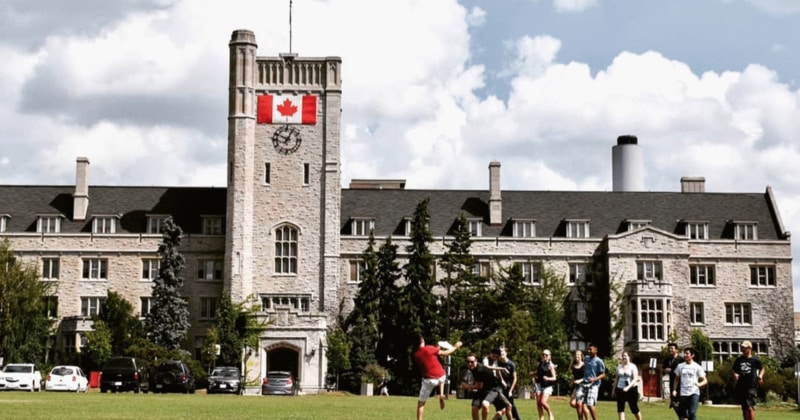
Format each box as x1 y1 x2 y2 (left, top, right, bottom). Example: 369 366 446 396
266 345 300 379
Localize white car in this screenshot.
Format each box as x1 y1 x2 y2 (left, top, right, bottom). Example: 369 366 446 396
0 363 42 392
45 365 89 392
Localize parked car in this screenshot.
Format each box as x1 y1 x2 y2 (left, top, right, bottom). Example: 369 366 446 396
152 360 195 394
100 357 149 393
0 364 41 392
45 365 89 392
207 366 241 394
261 371 298 396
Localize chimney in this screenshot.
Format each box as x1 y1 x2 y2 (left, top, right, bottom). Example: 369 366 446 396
489 161 502 225
73 157 90 221
681 177 705 193
612 135 644 192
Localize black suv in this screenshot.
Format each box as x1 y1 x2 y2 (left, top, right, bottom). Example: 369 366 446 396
151 360 196 394
100 357 149 393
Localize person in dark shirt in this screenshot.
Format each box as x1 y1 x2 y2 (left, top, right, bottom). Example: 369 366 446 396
462 353 511 420
732 341 764 420
661 342 683 419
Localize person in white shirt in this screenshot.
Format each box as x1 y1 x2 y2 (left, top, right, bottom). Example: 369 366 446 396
671 347 708 420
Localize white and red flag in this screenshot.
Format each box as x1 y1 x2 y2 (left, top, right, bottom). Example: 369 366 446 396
257 94 317 124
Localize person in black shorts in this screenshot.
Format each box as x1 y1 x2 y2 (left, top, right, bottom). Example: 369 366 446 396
662 342 683 419
462 353 511 420
732 341 764 420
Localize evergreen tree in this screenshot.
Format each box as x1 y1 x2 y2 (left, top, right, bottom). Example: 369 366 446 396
528 266 571 371
84 319 113 369
375 236 402 381
343 233 381 390
214 291 241 367
0 239 54 364
438 213 475 339
99 291 145 355
145 217 190 349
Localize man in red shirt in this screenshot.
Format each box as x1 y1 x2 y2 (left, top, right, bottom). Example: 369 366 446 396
414 336 462 420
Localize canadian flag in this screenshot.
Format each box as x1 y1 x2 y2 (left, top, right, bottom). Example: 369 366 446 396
257 94 317 124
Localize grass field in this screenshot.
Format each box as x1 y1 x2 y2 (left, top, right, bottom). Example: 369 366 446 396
0 391 797 419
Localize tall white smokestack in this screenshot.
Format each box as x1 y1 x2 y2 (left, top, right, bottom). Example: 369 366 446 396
73 157 90 221
612 135 644 192
489 161 502 225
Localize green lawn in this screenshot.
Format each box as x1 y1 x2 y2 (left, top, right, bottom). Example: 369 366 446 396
0 391 797 419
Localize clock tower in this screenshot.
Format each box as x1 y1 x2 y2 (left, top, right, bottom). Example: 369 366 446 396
226 29 342 392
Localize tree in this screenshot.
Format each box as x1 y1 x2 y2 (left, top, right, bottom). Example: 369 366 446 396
84 319 113 369
213 291 269 368
0 239 54 364
343 233 381 391
438 213 475 339
145 217 190 349
99 291 145 355
374 236 402 386
326 326 351 391
528 266 571 373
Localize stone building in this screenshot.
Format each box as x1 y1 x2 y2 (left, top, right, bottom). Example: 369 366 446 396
0 29 794 393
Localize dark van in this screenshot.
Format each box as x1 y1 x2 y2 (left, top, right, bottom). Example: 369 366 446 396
100 357 149 393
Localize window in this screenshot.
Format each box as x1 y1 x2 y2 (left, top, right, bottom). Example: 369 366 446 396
468 219 482 237
750 266 775 287
403 218 412 236
43 296 58 318
197 259 223 281
636 261 663 281
690 264 715 286
349 260 366 283
140 297 153 318
147 216 167 234
725 303 752 325
93 216 116 234
80 297 106 317
713 340 767 361
686 222 708 239
689 302 704 324
576 302 587 324
142 259 161 281
566 220 590 238
303 163 310 185
82 258 108 280
513 220 536 238
42 258 60 280
568 263 590 285
274 225 298 274
37 216 61 233
265 162 271 184
520 262 542 285
200 297 219 319
351 219 374 236
630 298 667 341
0 214 8 232
627 220 651 231
202 217 224 235
472 261 491 277
735 223 757 240
260 295 311 313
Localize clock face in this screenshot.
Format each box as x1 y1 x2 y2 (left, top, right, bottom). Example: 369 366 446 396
271 125 302 155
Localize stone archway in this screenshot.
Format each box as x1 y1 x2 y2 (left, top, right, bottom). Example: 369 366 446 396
265 343 300 379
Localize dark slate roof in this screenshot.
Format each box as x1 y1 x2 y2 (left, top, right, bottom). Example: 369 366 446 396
340 189 787 240
0 186 227 234
1 184 786 241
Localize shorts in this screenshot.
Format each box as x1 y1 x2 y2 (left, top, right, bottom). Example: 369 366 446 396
535 383 553 395
576 384 599 407
418 375 446 402
472 389 510 412
736 388 758 410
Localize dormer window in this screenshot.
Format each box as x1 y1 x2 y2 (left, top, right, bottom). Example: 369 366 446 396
403 217 412 236
627 219 651 232
37 215 62 233
93 216 118 234
147 215 168 234
0 214 8 232
467 219 482 237
566 220 590 238
685 221 708 239
202 216 224 235
512 219 536 238
734 222 757 240
351 218 375 236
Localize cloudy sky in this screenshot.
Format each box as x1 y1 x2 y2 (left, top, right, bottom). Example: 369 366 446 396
1 0 799 308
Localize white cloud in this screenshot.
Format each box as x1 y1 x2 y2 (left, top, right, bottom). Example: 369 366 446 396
553 0 598 13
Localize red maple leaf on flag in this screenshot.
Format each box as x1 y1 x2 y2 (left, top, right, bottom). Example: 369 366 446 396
277 98 298 117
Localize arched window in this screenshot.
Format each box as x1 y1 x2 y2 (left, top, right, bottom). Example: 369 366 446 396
274 225 298 274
